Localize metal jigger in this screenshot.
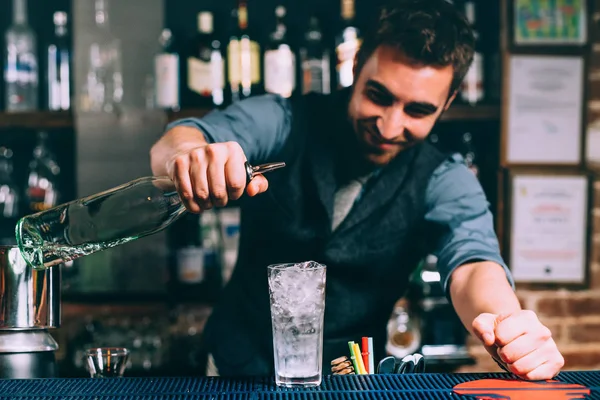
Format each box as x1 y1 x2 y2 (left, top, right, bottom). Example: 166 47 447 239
86 347 130 378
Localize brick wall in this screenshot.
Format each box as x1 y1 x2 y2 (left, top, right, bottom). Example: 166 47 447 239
457 181 600 372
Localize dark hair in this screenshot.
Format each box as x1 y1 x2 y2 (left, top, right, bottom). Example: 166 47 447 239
354 0 475 95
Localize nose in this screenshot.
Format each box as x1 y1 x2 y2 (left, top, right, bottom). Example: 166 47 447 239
376 108 405 141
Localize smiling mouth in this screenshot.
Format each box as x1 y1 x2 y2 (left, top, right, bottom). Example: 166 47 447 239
363 127 408 147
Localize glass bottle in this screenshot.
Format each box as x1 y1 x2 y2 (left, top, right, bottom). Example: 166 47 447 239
264 5 295 98
300 16 329 95
26 131 61 213
187 11 224 107
459 0 484 105
0 147 20 245
227 0 261 102
85 0 123 113
16 176 186 269
4 0 38 111
335 0 361 89
461 132 479 177
16 160 282 270
154 28 180 111
46 11 70 111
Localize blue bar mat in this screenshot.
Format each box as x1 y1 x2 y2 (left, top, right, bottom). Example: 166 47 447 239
0 371 598 399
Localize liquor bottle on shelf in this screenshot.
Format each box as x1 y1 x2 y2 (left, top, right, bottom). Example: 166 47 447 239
4 0 38 112
335 0 361 89
264 5 295 98
459 0 484 105
46 11 71 111
154 29 180 111
187 11 224 108
300 16 330 95
174 214 205 287
84 0 123 113
0 147 20 245
227 0 261 102
461 132 479 177
26 131 61 213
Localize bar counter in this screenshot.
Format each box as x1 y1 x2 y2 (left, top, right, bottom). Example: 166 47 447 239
1 371 599 399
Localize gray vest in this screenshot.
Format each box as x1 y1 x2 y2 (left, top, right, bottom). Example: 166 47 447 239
202 90 449 376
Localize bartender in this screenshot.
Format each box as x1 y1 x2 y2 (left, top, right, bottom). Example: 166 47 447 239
150 0 564 381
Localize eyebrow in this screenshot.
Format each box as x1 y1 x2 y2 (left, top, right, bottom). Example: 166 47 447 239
365 79 439 113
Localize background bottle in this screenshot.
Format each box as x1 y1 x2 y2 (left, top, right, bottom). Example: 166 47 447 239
335 0 361 89
4 0 38 111
264 5 295 98
26 131 61 213
300 16 330 95
227 0 261 102
85 0 123 113
0 147 20 245
154 28 180 110
46 11 71 111
187 12 224 107
459 0 484 105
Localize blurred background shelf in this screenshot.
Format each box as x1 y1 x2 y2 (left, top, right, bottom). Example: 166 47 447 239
0 110 73 129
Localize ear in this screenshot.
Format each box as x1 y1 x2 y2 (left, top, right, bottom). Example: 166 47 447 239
443 90 458 111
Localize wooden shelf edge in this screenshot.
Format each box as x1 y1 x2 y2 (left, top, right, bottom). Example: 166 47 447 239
0 110 73 129
167 103 501 124
441 104 501 121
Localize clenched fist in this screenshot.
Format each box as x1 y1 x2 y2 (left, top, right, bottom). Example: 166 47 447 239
472 310 564 380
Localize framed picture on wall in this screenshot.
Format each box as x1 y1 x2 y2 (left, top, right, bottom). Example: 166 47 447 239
502 54 585 166
504 169 591 286
512 0 588 46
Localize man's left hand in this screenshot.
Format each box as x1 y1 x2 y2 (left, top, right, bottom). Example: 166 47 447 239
472 310 564 380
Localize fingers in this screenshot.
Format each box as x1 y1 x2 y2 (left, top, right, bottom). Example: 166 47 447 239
189 151 211 211
170 155 201 213
247 175 269 197
206 146 229 207
224 147 248 202
497 326 551 365
495 310 540 346
472 313 498 347
506 338 564 380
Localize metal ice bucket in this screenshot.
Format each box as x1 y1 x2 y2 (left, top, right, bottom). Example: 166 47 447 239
0 245 61 378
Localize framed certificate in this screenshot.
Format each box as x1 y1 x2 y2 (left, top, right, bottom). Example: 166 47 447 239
503 55 585 166
505 169 591 286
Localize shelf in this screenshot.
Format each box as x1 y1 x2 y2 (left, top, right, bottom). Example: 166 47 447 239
167 103 501 125
440 104 500 121
166 108 211 123
0 110 73 129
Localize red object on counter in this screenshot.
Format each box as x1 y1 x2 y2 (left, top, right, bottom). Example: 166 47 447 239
361 337 369 374
453 378 590 400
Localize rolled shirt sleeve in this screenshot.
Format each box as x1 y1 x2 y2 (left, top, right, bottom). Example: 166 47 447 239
165 94 293 164
424 152 515 296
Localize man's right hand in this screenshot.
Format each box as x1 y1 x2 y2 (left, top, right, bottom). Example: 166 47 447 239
150 126 269 213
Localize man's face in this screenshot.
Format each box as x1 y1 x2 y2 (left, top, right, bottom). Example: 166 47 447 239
348 45 456 166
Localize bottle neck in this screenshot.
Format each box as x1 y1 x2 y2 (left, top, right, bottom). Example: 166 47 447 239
13 0 27 25
55 25 67 37
238 4 248 30
341 0 355 22
96 11 109 27
95 0 109 28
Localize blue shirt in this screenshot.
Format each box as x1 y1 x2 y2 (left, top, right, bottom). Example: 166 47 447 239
166 94 515 294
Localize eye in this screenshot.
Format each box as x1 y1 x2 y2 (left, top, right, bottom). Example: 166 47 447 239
365 89 392 106
404 105 435 118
